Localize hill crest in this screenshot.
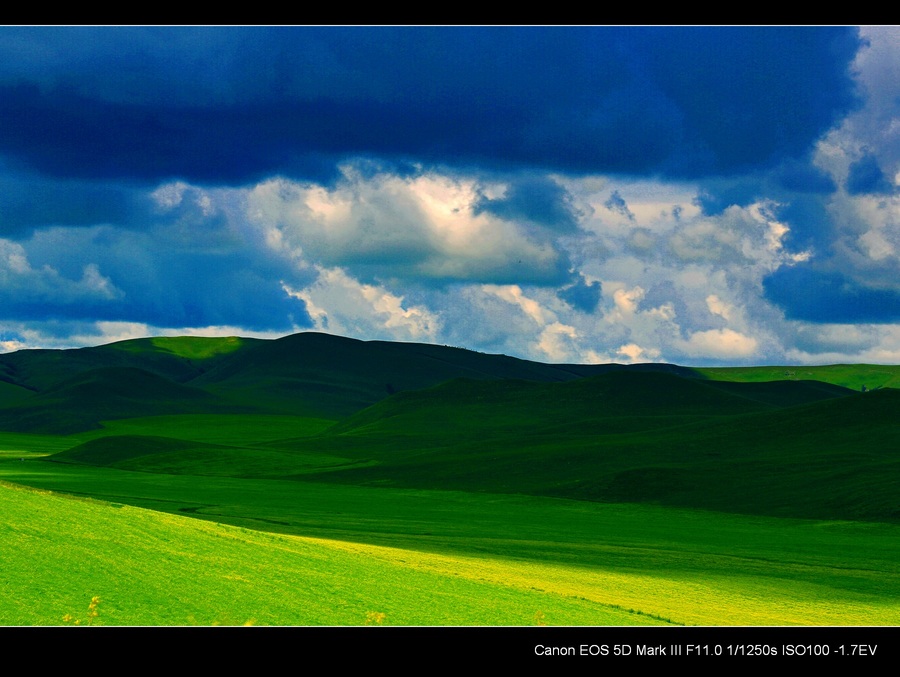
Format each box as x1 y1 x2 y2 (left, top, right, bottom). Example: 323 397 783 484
0 330 895 433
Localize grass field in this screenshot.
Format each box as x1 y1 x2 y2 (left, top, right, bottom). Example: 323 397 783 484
0 334 898 627
2 480 667 626
2 422 899 626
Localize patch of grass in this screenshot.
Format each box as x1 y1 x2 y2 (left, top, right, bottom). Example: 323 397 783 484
96 414 336 446
0 380 32 407
147 336 248 360
697 364 900 391
2 462 898 626
270 384 899 523
51 416 357 478
0 430 87 456
0 480 662 626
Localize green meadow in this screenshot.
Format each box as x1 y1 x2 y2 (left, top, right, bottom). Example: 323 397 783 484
0 333 898 626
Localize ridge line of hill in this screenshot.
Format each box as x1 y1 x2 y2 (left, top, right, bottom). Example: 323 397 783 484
0 330 896 434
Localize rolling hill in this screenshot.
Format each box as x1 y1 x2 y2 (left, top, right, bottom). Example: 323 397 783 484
0 331 890 522
1 330 898 627
0 332 701 432
2 330 891 434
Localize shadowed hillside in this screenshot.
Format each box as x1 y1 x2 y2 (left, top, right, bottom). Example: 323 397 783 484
1 331 897 629
0 367 231 433
2 331 898 522
0 332 702 431
264 374 900 522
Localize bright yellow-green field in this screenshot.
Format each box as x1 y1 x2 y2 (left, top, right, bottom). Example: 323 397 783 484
0 480 663 626
4 477 899 626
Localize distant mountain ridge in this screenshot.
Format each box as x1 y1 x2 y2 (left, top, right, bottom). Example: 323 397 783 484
0 330 896 433
0 332 695 432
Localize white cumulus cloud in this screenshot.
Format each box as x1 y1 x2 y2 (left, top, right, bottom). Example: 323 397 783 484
679 328 759 359
284 266 440 343
246 167 566 285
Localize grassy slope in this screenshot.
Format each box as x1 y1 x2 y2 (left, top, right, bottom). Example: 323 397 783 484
96 413 335 444
2 466 897 626
0 367 236 434
0 331 894 435
55 432 364 478
0 333 702 431
143 335 249 360
3 400 898 625
697 364 900 391
188 331 621 418
256 374 899 522
0 480 656 626
1 333 898 626
321 372 853 439
0 336 256 391
0 380 32 407
0 337 263 432
21 372 896 522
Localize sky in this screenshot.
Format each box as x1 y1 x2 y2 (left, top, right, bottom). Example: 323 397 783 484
0 26 898 366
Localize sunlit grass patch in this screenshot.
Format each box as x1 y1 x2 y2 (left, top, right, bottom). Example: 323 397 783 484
0 480 662 626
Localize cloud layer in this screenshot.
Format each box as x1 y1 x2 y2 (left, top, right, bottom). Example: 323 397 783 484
0 26 897 367
0 27 859 183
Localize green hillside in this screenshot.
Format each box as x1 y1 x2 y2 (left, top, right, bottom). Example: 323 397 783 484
266 374 898 522
0 367 234 433
0 379 31 407
1 480 661 626
0 333 701 433
1 330 893 434
55 432 363 478
1 331 898 626
55 434 229 467
2 468 897 626
325 371 852 437
188 331 619 417
697 364 900 391
3 334 891 522
0 336 254 392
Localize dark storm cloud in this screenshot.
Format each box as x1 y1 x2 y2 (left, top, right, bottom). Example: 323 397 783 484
604 191 635 221
638 28 860 172
0 259 313 331
694 160 836 217
846 154 893 195
0 26 861 186
108 253 314 331
694 179 762 215
558 276 602 312
0 83 344 185
0 170 141 236
474 176 580 232
772 197 834 253
764 266 900 323
774 159 837 194
693 172 835 253
14 227 315 330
